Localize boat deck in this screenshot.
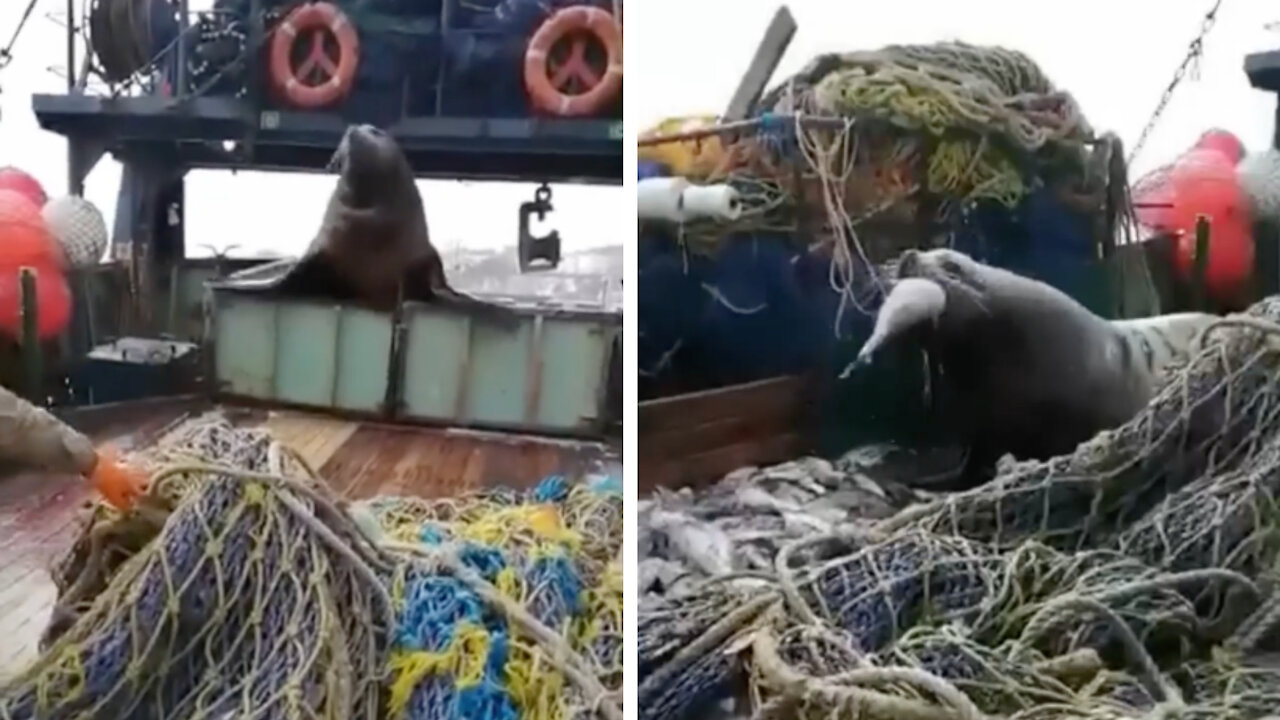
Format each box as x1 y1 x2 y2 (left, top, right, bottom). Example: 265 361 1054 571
0 398 619 677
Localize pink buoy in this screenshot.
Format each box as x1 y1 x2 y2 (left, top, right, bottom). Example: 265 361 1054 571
0 190 65 271
0 168 47 209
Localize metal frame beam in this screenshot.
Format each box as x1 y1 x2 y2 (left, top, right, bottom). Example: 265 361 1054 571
33 94 623 184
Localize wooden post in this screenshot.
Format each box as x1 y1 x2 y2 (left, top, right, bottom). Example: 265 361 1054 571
19 267 42 403
1191 214 1211 311
721 6 797 122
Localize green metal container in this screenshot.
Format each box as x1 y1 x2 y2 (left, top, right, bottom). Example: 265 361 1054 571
205 270 620 438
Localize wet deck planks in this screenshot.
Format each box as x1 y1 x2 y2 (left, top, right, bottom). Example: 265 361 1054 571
0 402 619 680
0 399 194 677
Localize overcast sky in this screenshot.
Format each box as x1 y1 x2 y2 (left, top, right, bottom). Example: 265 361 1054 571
631 0 1279 180
0 0 622 259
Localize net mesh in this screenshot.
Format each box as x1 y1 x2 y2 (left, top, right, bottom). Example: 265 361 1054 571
639 297 1280 720
2 413 623 720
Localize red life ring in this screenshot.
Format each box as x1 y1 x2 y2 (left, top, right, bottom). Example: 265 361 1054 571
268 2 360 109
523 5 622 117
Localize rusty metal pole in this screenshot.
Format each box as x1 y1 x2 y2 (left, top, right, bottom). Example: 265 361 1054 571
1192 214 1212 311
19 267 42 403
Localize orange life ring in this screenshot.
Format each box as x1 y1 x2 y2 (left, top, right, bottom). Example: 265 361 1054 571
268 2 360 109
523 5 622 117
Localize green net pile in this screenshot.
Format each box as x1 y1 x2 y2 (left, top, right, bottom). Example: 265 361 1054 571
777 42 1094 208
651 41 1117 261
640 297 1280 720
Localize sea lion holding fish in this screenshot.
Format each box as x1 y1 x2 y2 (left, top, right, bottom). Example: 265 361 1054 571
853 247 1217 490
272 124 518 325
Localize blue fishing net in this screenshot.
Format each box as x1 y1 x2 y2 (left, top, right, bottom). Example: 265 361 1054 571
0 417 621 720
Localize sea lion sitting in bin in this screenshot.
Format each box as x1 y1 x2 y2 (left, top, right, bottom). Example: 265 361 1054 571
274 124 518 327
853 247 1217 490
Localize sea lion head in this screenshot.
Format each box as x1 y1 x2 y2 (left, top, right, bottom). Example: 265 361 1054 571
896 247 994 332
328 124 414 206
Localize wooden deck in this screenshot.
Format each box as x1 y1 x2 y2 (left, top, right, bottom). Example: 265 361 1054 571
0 399 620 678
639 375 814 494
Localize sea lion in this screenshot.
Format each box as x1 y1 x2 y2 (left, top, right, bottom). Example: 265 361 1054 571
857 247 1218 489
274 124 518 326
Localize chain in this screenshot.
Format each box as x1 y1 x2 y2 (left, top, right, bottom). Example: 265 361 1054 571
0 0 41 72
1127 0 1224 166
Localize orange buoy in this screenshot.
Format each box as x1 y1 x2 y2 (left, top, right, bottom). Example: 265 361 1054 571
523 5 622 117
0 167 47 209
0 264 72 340
1133 130 1253 307
0 190 66 271
89 445 149 511
268 2 360 109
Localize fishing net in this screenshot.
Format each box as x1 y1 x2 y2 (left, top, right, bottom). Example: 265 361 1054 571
639 41 1107 252
0 412 623 720
639 297 1280 720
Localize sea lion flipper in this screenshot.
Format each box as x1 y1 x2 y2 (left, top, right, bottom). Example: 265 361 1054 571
421 285 522 331
401 257 522 330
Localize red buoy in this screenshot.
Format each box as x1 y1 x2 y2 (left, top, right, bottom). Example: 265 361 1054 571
1133 130 1253 307
0 167 48 209
1192 128 1245 164
0 190 66 271
0 265 72 340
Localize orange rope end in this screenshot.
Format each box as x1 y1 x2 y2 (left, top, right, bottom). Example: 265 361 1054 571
89 446 147 511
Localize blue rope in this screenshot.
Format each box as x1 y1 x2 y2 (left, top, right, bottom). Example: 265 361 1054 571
420 524 446 545
755 112 796 158
398 569 521 720
398 574 486 651
389 477 616 720
459 543 507 582
526 552 583 624
532 475 570 503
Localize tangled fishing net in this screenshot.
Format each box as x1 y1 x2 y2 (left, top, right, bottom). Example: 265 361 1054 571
0 412 623 720
640 42 1116 251
639 296 1280 720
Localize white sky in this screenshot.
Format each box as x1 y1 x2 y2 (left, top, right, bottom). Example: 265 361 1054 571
630 0 1280 180
0 0 622 259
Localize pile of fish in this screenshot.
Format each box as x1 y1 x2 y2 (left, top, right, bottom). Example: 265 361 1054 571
638 445 957 599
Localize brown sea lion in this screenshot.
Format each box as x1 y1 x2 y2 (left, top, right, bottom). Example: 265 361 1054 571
856 247 1217 490
274 124 518 327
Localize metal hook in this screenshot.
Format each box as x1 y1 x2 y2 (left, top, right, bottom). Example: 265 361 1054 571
518 183 561 273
